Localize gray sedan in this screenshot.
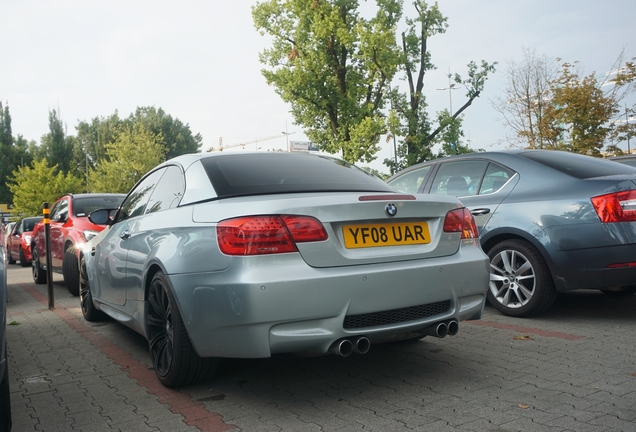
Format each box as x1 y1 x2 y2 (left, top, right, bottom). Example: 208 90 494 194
79 152 489 387
388 150 636 318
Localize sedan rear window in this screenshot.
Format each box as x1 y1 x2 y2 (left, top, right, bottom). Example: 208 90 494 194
74 195 125 217
519 151 636 179
201 153 394 198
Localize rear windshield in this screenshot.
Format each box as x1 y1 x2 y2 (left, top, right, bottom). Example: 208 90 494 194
23 217 42 232
519 151 636 179
200 153 394 198
73 195 125 217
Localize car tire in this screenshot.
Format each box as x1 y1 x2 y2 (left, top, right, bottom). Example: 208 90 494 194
6 247 15 265
19 246 30 267
0 344 11 432
79 254 106 322
486 239 557 317
63 246 80 296
32 245 47 284
147 271 219 387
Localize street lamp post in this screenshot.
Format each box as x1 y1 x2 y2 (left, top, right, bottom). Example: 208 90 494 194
436 68 461 115
281 121 294 152
614 105 635 154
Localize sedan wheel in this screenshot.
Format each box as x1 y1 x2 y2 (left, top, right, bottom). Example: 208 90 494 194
19 246 30 267
79 254 106 322
63 246 80 296
487 239 556 317
31 246 47 284
146 271 218 387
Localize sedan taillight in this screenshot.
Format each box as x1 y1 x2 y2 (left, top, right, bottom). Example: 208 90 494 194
591 190 636 223
217 215 328 256
443 208 479 239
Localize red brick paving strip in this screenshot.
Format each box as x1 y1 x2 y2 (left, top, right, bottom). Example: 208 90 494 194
19 283 236 432
469 319 584 340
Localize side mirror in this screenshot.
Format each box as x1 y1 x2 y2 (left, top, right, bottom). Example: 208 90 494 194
88 209 111 225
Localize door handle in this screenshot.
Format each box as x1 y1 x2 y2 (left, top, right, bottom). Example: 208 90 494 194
120 230 131 239
471 208 491 216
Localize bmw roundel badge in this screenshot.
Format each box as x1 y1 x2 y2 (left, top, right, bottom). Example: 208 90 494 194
385 203 397 217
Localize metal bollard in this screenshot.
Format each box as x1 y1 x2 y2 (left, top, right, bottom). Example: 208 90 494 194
43 202 54 309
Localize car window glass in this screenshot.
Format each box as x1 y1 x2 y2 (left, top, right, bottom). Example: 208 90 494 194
430 160 489 197
521 151 636 178
52 198 68 222
388 166 431 193
145 166 185 214
117 169 165 222
73 196 125 217
478 163 516 195
200 153 393 199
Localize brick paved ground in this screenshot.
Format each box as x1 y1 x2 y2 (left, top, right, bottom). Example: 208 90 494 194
5 265 636 432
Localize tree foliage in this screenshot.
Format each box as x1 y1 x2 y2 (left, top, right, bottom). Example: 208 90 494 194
125 107 202 160
386 1 495 172
494 50 636 155
7 159 84 218
40 109 74 174
89 123 165 193
253 0 495 171
253 0 402 163
0 101 14 204
491 48 558 148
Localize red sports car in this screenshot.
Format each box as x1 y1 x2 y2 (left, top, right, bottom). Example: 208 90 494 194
31 193 125 295
6 216 42 267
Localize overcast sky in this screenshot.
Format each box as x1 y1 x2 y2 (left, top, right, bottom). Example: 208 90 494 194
2 0 635 173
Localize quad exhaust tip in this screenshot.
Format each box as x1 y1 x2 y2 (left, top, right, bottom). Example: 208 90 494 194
330 337 370 357
424 320 459 338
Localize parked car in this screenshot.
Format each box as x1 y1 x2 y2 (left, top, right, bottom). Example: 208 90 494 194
6 216 42 267
31 193 126 295
0 223 12 431
609 154 636 167
79 152 489 387
2 223 14 249
387 150 636 317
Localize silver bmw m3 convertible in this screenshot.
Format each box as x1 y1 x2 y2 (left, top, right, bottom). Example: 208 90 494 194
79 152 489 387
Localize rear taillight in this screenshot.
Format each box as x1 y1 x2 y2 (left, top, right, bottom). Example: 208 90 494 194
591 190 636 223
217 215 328 256
443 208 479 239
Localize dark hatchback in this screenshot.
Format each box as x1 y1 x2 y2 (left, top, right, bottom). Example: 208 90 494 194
387 150 636 317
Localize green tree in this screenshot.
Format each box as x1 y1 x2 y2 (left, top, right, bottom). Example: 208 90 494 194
491 48 558 149
7 159 84 218
495 50 636 155
74 112 122 179
386 1 495 171
0 101 15 204
40 109 74 174
253 0 403 163
90 123 165 193
126 107 202 159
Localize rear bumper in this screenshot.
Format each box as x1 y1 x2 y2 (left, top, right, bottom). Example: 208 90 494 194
549 243 636 291
168 241 489 358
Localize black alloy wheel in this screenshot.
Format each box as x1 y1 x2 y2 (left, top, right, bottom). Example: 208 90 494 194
63 246 80 296
79 254 105 322
31 246 47 284
146 271 218 387
19 246 29 267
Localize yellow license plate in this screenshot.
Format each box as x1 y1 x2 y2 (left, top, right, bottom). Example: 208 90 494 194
342 222 431 249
